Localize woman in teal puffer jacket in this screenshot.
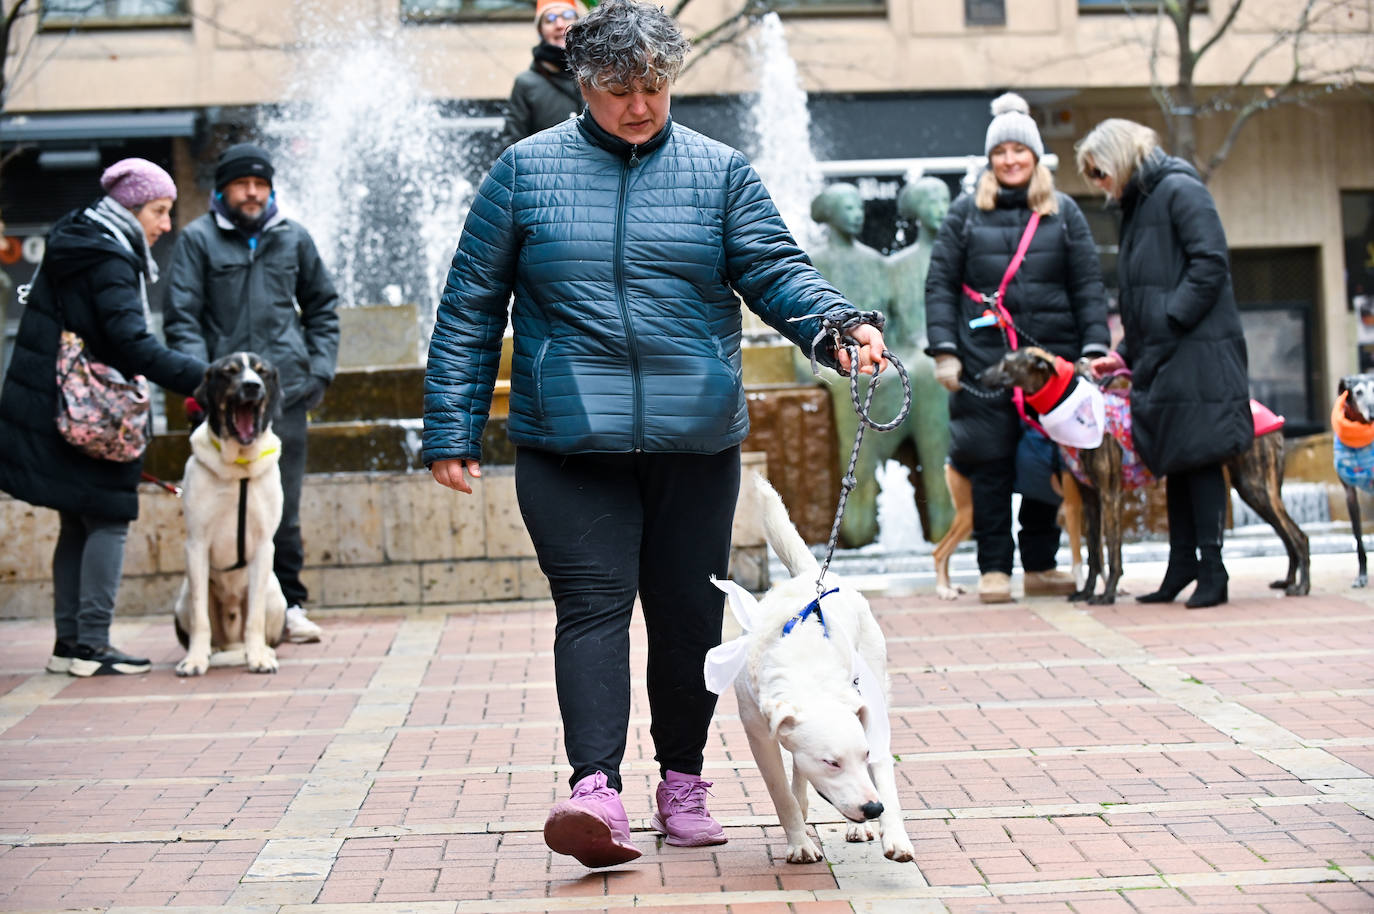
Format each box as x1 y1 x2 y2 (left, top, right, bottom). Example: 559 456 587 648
423 0 889 871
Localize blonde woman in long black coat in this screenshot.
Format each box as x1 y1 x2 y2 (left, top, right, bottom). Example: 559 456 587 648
1077 119 1251 608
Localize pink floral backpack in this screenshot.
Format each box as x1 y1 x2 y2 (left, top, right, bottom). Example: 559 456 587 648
20 266 152 463
53 329 151 462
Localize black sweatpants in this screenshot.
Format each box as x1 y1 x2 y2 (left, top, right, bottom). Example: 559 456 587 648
516 446 740 793
967 453 1062 575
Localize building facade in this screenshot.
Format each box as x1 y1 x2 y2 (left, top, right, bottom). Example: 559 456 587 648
2 0 1371 434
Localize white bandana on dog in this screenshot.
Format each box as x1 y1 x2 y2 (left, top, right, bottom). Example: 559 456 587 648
704 577 892 759
1038 376 1106 449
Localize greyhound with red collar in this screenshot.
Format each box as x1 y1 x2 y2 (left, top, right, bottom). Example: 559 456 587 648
981 347 1309 603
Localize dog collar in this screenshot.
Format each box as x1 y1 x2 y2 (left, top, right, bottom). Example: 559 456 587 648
1023 354 1076 414
211 438 281 465
1333 392 1374 449
781 588 838 638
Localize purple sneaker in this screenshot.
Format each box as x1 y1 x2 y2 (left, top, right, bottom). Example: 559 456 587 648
543 771 641 867
651 770 727 847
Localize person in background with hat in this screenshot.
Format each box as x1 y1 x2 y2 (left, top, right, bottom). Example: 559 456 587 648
0 158 207 676
499 0 585 147
923 92 1110 604
164 142 339 644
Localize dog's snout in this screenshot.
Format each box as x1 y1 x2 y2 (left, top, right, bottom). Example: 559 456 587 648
237 379 264 399
860 801 884 820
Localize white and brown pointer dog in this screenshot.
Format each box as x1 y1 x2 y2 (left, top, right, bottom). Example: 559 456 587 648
173 352 288 676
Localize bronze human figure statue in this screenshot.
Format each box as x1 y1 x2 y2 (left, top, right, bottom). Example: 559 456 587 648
884 176 955 542
802 180 953 547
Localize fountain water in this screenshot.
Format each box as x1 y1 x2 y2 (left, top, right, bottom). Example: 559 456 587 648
258 6 477 349
744 13 824 250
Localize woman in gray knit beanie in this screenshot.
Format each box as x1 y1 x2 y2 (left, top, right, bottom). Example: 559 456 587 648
922 91 1111 605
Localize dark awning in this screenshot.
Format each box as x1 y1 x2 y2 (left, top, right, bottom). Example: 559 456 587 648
0 110 197 143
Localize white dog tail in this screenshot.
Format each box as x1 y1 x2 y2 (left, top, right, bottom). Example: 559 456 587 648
753 473 821 578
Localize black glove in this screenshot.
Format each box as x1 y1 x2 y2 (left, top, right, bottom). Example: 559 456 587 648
301 375 328 410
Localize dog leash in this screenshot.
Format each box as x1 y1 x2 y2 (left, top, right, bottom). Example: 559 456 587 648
141 471 182 497
790 307 913 597
211 479 251 573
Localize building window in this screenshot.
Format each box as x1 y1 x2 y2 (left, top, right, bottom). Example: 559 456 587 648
1079 0 1206 10
41 0 188 24
966 0 1005 26
401 0 533 21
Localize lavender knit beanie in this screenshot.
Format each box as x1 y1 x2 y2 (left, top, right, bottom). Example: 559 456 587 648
99 158 178 210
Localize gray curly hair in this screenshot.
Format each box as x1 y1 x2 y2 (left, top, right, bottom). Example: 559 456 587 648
565 0 691 91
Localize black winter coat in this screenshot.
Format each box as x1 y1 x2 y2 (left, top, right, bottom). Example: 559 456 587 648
500 46 584 147
0 207 206 521
925 187 1111 464
1115 153 1250 476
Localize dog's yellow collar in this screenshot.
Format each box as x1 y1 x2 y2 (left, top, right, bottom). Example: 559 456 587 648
211 438 281 464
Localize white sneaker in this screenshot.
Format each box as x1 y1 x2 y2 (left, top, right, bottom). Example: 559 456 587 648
284 605 322 643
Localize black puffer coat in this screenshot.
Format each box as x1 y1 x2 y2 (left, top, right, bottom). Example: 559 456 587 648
925 187 1110 464
0 207 206 521
500 45 584 147
1115 153 1250 476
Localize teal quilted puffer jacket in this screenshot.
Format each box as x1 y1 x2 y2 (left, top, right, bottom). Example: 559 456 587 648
422 114 851 464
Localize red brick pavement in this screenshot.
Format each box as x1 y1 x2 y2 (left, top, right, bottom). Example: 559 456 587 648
0 552 1370 912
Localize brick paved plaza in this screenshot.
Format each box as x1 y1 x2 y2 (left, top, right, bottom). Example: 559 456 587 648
2 552 1372 913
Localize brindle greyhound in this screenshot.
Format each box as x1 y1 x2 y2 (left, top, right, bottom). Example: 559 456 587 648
981 347 1310 604
1334 374 1374 587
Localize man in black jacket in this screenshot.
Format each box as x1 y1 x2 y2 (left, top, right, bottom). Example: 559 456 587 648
164 143 339 643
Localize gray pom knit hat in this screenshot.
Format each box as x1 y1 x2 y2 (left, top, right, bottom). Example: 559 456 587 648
984 92 1044 159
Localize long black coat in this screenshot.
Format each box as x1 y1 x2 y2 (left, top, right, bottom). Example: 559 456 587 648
1115 153 1250 477
0 207 205 521
925 187 1111 464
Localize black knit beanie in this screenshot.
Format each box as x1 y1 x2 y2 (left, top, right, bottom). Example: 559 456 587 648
215 143 275 190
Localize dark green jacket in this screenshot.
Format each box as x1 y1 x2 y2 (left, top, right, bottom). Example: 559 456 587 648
163 210 339 406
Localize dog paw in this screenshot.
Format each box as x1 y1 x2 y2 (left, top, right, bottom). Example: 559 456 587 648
176 655 209 677
785 838 824 864
1068 589 1092 603
1285 581 1310 596
245 645 278 674
1087 592 1117 606
882 834 915 863
1354 575 1367 589
845 822 876 843
935 584 964 601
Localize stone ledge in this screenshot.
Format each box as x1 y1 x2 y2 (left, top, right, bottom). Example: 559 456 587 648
0 452 770 620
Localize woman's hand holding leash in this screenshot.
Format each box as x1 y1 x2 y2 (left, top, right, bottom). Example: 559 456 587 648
432 458 482 494
836 323 890 376
1088 350 1126 380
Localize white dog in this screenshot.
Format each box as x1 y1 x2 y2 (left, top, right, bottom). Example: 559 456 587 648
173 352 287 676
708 475 914 864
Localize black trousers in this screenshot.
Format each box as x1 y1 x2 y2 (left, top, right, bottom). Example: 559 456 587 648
967 453 1062 575
516 446 740 793
273 400 309 607
1165 462 1228 552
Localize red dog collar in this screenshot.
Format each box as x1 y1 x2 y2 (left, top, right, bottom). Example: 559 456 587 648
1024 355 1076 415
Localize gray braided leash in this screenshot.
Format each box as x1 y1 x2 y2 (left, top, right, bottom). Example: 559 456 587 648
791 308 913 596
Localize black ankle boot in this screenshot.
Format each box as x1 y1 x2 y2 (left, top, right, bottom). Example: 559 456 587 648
1136 551 1198 603
1185 547 1228 608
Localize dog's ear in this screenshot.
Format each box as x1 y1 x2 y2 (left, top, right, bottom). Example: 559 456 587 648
1339 376 1350 397
763 699 798 742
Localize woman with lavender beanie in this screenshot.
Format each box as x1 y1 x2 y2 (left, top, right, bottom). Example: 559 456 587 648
0 158 207 677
